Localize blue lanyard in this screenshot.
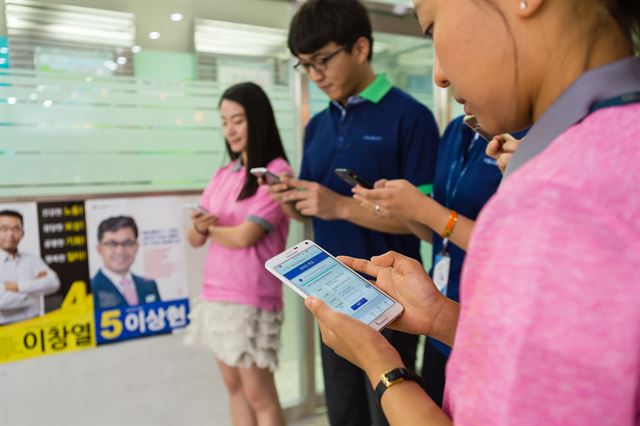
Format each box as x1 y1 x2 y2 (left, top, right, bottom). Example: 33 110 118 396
445 133 482 208
589 91 640 113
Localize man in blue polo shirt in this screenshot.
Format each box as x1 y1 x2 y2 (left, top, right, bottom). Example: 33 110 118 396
270 1 439 425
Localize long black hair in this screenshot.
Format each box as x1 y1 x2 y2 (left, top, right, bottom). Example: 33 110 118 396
219 82 288 201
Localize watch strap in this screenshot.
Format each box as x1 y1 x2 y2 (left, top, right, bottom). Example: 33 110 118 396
374 367 423 403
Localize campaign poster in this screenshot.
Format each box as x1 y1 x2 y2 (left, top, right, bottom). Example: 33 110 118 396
85 196 189 345
0 201 95 364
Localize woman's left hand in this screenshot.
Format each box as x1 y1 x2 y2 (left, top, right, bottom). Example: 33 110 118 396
305 297 404 381
486 134 521 173
352 179 425 220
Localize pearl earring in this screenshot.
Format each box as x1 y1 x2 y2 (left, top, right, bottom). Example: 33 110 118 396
519 0 527 10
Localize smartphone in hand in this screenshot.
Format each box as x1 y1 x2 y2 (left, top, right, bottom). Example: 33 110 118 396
250 167 281 185
183 203 209 216
335 168 373 189
265 240 404 331
463 115 493 142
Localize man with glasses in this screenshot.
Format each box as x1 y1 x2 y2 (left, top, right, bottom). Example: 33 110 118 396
270 1 439 425
91 215 161 310
0 209 60 325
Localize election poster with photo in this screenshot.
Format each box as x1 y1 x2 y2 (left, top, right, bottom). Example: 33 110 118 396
1 195 191 363
0 201 95 363
85 196 190 345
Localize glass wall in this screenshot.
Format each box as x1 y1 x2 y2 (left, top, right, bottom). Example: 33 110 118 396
1 0 311 412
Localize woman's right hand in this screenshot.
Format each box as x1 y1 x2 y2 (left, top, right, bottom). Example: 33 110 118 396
486 134 521 173
191 210 217 234
339 251 446 337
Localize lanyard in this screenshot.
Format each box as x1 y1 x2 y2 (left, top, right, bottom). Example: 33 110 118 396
589 91 640 113
445 133 482 208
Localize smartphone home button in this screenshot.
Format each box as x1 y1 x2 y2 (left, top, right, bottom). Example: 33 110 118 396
374 315 388 325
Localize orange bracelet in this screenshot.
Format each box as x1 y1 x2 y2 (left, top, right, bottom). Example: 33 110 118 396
440 210 459 239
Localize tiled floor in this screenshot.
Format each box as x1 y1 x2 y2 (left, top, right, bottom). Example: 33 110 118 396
290 412 329 426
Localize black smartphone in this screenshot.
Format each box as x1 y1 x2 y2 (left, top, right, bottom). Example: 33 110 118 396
335 168 372 189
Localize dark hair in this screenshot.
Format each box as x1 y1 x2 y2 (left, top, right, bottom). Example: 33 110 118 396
98 216 138 242
606 0 640 51
219 82 288 201
288 0 374 61
0 210 23 226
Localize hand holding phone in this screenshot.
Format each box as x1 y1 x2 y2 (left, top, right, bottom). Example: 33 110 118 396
250 167 281 185
265 240 403 331
463 115 494 142
183 202 209 216
335 168 373 189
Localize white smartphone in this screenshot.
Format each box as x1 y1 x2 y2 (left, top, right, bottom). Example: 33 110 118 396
250 167 281 185
183 202 209 215
265 240 404 331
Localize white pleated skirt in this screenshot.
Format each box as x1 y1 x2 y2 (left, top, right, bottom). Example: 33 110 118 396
183 299 283 371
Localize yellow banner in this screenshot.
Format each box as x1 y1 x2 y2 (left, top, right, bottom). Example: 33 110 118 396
0 281 96 363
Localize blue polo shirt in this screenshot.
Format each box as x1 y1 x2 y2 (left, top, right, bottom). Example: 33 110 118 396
299 74 439 261
429 116 527 355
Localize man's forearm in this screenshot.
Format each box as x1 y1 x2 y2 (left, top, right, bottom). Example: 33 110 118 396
0 289 31 309
17 273 60 296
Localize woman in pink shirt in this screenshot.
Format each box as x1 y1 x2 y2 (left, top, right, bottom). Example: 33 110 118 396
183 82 291 426
302 0 640 425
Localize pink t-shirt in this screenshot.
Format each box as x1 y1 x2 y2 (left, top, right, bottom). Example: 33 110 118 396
199 157 292 312
444 104 640 425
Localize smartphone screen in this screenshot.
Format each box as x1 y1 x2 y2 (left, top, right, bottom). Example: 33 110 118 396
271 244 397 325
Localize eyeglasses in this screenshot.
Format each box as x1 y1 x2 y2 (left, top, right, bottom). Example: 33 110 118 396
293 45 348 75
100 239 137 249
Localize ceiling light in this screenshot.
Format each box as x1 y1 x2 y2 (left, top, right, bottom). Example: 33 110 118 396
43 100 53 108
148 31 160 40
170 13 183 22
195 19 288 57
0 47 8 54
116 56 128 65
131 45 142 54
7 97 17 105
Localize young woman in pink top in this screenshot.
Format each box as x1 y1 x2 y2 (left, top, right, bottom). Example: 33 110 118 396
302 1 640 425
183 82 292 426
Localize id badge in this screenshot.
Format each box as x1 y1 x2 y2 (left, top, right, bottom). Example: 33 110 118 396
433 250 451 296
